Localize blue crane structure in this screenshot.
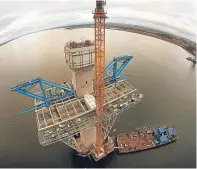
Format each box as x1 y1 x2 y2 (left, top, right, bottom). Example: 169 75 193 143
11 77 75 114
104 56 133 85
11 56 133 115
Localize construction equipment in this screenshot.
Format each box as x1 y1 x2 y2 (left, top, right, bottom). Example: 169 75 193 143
93 0 107 154
11 77 74 114
10 0 144 162
104 56 133 85
11 56 133 115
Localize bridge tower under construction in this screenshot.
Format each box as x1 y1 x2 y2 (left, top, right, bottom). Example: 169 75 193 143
11 0 144 161
64 40 97 153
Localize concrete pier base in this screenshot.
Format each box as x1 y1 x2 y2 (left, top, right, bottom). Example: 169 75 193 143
80 125 96 149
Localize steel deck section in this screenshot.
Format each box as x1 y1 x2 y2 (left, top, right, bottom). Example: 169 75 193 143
36 79 143 146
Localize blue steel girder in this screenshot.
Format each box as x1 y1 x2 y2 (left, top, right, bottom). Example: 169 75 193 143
104 56 133 84
20 102 46 115
11 77 75 107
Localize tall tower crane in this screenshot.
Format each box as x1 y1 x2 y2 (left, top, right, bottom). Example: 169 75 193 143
93 0 107 153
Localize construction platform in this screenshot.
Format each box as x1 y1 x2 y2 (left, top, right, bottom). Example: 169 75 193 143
64 40 95 69
35 79 143 148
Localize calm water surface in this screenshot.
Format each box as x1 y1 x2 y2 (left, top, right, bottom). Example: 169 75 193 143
0 28 196 168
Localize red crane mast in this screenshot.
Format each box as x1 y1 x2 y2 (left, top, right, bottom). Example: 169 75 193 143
93 0 107 153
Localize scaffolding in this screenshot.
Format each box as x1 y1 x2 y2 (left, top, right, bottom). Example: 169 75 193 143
35 79 143 148
64 40 95 69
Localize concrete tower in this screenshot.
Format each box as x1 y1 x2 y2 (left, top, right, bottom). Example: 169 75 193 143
64 40 95 98
64 40 97 150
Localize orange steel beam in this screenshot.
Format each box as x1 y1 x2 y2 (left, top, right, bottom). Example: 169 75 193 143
93 0 107 153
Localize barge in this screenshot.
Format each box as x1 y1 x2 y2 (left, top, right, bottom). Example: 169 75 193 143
116 125 178 154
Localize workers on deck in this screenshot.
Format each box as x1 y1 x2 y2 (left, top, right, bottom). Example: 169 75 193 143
56 127 60 134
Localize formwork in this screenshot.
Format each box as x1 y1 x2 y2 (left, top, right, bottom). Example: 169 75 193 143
64 40 95 69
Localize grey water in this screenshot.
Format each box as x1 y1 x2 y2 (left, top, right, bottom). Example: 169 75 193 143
0 28 196 168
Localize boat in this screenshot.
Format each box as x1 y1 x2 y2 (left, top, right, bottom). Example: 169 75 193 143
186 57 196 63
116 125 178 154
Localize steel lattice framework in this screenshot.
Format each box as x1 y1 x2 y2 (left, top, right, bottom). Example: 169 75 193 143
11 77 75 114
93 0 107 153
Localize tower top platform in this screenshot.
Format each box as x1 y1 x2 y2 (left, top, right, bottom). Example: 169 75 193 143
66 40 94 49
64 40 95 69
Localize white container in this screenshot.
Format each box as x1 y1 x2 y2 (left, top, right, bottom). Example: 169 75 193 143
84 94 96 110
